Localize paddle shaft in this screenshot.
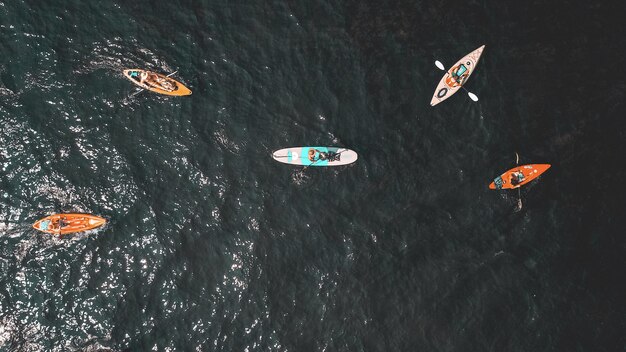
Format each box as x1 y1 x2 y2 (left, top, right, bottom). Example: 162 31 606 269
449 73 478 100
516 153 522 210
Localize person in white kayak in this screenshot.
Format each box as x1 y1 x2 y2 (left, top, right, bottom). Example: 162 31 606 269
449 63 469 86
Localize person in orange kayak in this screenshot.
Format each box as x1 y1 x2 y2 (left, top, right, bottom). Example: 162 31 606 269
139 71 149 84
49 217 66 232
50 219 60 231
510 171 525 186
140 71 158 87
141 71 176 92
159 77 176 92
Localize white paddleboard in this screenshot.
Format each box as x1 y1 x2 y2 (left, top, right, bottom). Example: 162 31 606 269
430 45 485 106
272 147 358 166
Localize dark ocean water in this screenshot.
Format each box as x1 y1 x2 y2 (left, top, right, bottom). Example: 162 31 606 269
0 0 624 351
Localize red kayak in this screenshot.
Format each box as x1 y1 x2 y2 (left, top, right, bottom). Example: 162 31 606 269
489 164 551 190
33 213 106 235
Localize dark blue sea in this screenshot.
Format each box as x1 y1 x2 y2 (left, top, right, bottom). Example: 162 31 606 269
0 0 624 351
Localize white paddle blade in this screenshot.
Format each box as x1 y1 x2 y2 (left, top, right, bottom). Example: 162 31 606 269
467 92 479 102
435 60 445 71
130 89 144 97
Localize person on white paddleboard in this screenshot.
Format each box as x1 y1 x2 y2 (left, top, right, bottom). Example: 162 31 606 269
308 149 341 162
308 149 328 162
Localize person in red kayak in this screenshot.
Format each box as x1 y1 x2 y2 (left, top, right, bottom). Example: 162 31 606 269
510 171 525 186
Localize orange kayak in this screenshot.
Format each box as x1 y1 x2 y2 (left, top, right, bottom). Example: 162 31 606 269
123 69 192 96
33 213 106 235
489 164 551 190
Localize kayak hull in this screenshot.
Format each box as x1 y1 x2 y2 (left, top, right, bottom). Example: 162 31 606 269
33 213 107 235
123 69 192 96
430 45 485 106
272 147 358 166
489 164 551 190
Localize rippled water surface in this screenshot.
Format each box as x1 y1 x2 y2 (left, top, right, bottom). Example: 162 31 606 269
0 1 624 351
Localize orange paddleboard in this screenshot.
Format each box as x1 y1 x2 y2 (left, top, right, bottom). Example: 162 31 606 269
33 213 106 235
123 69 192 96
489 164 551 190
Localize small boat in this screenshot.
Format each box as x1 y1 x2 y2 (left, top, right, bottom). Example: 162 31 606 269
489 164 551 190
272 147 358 166
123 69 192 96
430 45 485 106
33 213 107 235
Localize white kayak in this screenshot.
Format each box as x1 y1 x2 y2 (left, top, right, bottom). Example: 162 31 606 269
430 45 485 106
272 147 358 166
